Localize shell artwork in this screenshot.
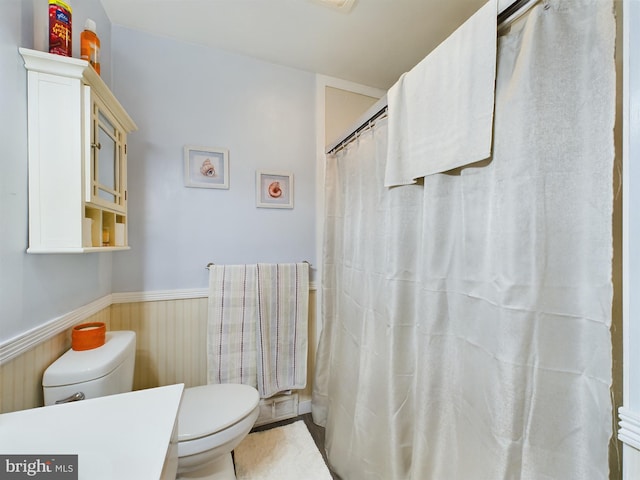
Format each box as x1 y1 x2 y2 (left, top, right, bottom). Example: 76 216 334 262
268 181 282 198
200 159 216 177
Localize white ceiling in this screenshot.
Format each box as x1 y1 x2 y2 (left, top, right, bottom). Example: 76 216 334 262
99 0 487 90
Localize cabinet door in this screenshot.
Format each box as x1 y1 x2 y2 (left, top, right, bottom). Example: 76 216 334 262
88 91 127 213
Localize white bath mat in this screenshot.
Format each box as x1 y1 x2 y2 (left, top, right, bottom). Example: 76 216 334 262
234 420 333 480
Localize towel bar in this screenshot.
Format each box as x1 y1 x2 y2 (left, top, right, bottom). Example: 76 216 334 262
205 261 311 269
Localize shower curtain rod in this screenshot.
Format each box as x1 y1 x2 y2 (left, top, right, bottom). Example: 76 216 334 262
326 95 388 154
325 0 541 156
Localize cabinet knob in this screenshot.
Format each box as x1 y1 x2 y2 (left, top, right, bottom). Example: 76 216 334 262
91 142 102 150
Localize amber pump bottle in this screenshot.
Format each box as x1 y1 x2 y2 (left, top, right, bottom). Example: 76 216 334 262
80 18 100 75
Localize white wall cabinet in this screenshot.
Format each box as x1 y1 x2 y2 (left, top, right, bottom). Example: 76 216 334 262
19 48 137 253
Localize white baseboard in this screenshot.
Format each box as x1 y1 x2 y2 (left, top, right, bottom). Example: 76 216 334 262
299 397 312 415
620 406 640 451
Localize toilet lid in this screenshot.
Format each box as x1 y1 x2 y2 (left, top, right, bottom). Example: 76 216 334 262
178 384 259 442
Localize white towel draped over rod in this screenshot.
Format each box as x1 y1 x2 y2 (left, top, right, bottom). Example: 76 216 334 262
325 0 542 156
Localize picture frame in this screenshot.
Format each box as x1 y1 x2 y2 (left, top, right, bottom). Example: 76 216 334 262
184 146 229 189
256 171 294 209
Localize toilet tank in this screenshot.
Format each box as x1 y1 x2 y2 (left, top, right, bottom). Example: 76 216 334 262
43 331 136 406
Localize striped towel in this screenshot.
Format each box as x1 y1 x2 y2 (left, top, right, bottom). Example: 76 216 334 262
207 264 258 388
256 263 309 398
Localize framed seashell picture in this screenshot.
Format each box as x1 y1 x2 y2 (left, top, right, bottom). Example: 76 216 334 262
256 171 293 209
184 146 229 189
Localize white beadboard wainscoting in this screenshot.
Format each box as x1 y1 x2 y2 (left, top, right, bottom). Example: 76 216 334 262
111 295 210 391
0 286 317 415
0 305 112 413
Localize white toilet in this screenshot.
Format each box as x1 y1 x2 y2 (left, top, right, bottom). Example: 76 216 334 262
42 330 260 480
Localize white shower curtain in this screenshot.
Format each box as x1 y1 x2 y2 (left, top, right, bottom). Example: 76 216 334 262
312 1 616 479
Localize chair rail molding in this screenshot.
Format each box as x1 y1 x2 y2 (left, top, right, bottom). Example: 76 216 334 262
111 289 209 303
0 284 318 365
0 295 112 365
111 283 317 304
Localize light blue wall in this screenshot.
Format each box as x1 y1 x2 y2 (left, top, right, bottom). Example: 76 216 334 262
110 27 317 292
0 0 114 344
0 3 317 344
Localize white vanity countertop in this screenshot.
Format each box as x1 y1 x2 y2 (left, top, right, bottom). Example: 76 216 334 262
0 384 184 479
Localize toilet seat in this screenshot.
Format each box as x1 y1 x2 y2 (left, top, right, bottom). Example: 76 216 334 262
178 405 260 459
178 384 259 442
177 384 260 459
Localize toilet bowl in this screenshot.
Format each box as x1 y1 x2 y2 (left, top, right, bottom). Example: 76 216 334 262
42 331 260 480
176 384 259 479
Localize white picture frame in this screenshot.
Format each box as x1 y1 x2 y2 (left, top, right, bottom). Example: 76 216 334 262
256 171 294 209
184 146 229 189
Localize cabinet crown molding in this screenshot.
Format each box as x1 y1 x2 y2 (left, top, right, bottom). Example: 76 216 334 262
19 48 137 132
